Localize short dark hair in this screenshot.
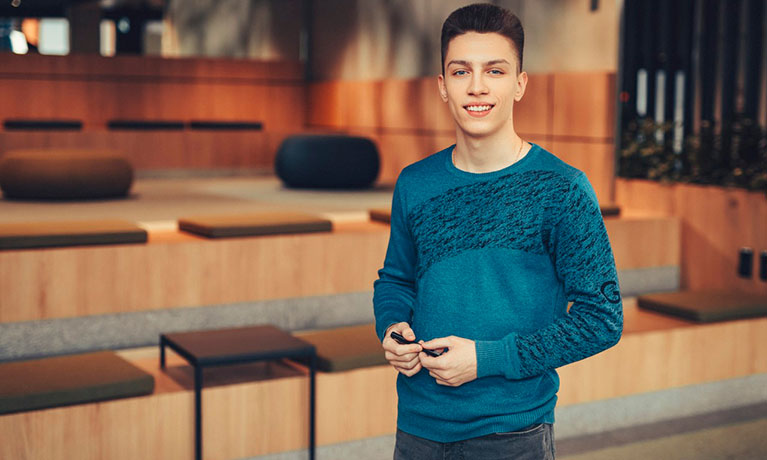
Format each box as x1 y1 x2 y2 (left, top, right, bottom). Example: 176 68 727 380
440 3 524 75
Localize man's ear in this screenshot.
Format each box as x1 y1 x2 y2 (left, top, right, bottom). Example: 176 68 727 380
437 74 448 102
514 71 529 102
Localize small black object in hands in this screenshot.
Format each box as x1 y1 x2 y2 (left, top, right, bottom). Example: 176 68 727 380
390 331 445 357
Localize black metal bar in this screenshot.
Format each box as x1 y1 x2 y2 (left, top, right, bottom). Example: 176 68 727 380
309 352 316 460
195 365 203 460
743 0 764 120
3 119 83 131
700 0 720 124
160 336 166 369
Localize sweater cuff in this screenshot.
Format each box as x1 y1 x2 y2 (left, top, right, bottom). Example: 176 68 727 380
475 334 521 380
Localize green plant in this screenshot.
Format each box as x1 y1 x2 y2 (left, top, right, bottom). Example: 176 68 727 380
619 115 767 195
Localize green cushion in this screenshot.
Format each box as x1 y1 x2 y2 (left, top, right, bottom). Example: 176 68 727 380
638 290 767 323
178 212 332 238
0 351 154 415
297 324 387 372
0 220 148 250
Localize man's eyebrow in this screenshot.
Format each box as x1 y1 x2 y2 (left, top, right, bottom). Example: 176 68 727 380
447 59 512 67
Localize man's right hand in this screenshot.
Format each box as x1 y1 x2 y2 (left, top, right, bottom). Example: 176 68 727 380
382 322 423 377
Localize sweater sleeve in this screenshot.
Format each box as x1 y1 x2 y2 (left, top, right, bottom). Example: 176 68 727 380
373 176 418 342
475 172 624 379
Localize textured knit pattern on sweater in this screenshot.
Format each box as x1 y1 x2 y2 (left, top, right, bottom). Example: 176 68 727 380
373 143 623 443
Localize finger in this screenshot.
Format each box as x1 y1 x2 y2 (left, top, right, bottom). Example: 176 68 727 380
434 377 450 386
402 327 416 341
428 370 446 381
404 355 420 369
419 352 446 370
383 342 422 357
421 337 452 350
402 362 422 377
393 354 420 369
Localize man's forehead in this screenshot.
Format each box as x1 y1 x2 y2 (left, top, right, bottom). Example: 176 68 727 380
446 32 518 64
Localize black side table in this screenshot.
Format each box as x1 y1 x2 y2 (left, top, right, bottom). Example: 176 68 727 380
160 325 316 460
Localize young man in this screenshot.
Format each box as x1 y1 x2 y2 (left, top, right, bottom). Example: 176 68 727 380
373 3 623 459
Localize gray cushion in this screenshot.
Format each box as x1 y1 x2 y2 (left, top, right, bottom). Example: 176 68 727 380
178 212 332 238
638 290 767 323
297 323 387 372
0 351 154 415
0 219 148 250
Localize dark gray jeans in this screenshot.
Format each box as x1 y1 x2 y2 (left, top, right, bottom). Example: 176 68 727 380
394 423 555 460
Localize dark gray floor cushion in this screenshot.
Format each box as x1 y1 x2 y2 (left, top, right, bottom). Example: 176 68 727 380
297 323 387 372
369 208 391 224
178 212 332 238
638 290 767 323
0 219 148 250
0 351 154 415
275 135 380 189
0 149 134 200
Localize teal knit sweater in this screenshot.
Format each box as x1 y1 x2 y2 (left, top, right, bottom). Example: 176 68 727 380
373 142 623 442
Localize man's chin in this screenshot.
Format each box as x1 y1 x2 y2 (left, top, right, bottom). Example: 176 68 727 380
456 123 502 139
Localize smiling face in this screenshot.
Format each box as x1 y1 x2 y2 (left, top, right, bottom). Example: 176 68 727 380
438 32 528 140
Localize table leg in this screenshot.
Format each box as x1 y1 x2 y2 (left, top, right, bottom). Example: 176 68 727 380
309 353 316 460
160 336 166 369
195 365 203 460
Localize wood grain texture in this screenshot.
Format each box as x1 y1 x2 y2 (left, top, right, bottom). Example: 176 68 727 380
0 55 306 170
558 299 767 405
515 73 552 137
2 300 765 459
616 178 767 294
605 217 680 270
0 54 304 81
306 73 616 186
551 140 616 204
0 131 272 169
551 72 616 139
0 214 675 323
0 222 390 323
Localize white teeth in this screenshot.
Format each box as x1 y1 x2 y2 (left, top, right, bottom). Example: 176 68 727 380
467 105 492 112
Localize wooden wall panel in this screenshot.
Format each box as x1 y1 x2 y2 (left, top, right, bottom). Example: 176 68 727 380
0 131 273 170
0 79 302 128
606 217 680 270
551 140 616 204
515 73 551 137
0 55 305 171
308 73 616 186
345 80 382 128
417 77 454 132
307 81 347 128
0 54 304 82
551 72 616 139
616 179 767 294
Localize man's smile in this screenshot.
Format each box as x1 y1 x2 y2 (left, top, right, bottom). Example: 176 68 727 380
463 103 495 117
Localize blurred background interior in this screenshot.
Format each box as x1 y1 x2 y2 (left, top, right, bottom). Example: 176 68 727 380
0 1 766 459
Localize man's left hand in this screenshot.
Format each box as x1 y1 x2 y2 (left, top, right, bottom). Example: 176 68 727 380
419 336 477 387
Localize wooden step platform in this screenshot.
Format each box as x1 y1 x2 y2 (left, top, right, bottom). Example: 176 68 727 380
0 215 680 323
2 298 765 459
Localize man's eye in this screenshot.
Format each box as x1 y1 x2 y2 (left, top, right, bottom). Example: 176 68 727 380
453 70 468 76
489 69 504 75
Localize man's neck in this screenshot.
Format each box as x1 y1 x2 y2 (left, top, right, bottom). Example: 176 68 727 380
453 127 527 174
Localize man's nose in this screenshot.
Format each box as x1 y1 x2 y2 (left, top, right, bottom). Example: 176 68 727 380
468 74 489 95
